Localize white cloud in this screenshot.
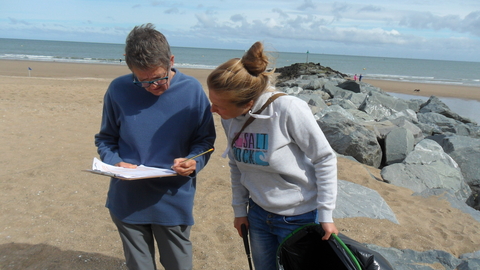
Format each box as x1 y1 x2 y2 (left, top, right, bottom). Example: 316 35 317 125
0 0 479 61
194 12 217 28
399 10 480 37
297 0 316 11
230 14 245 23
358 5 384 13
8 18 31 25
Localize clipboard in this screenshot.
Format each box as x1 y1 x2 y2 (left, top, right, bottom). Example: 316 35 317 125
84 157 177 180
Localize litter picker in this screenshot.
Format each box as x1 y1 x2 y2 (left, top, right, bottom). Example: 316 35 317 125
241 224 253 270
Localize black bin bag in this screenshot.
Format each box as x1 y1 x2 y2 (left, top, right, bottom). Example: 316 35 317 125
276 223 393 270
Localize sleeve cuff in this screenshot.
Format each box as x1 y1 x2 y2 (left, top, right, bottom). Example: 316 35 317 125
317 209 334 223
233 204 248 218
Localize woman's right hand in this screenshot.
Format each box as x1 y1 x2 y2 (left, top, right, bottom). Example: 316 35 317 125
234 216 249 237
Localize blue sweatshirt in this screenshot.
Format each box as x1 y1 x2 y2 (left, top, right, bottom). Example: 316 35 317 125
95 68 215 226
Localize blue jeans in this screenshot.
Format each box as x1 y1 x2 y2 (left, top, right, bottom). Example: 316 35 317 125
247 199 318 270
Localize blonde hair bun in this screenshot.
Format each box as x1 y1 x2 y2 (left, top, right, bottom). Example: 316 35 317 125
241 41 268 76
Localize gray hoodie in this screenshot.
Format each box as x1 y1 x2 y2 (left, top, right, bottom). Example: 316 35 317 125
221 91 337 223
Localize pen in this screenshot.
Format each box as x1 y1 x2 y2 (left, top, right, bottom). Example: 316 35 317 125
180 148 214 163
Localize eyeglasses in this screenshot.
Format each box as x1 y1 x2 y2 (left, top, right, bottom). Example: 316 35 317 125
132 71 169 88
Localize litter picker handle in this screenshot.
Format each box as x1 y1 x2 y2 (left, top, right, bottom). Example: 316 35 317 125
241 224 254 270
241 224 250 253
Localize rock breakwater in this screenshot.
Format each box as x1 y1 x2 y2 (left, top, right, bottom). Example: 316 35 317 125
275 62 480 270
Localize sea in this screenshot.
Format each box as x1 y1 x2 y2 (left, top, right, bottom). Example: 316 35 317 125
1 38 479 123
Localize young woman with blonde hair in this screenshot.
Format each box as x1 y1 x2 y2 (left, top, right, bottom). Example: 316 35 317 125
207 42 338 270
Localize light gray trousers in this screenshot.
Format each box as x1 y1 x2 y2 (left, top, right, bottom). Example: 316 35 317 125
110 212 192 270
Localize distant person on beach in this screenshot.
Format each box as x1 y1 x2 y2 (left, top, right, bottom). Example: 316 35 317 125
94 23 215 270
354 74 357 81
359 74 363 81
207 41 338 270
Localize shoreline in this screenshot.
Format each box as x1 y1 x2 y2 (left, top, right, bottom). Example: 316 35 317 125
1 59 479 102
363 78 480 102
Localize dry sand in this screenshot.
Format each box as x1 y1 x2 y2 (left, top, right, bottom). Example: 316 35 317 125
1 60 479 269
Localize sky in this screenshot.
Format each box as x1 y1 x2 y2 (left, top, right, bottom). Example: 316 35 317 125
1 0 479 62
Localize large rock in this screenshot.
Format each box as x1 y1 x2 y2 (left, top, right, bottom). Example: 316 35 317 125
428 134 480 209
344 92 367 108
282 86 303 95
367 245 463 270
458 259 480 270
466 123 480 138
460 251 480 270
361 120 399 140
420 95 477 124
327 98 358 110
328 91 367 110
384 127 414 165
334 180 398 224
304 78 325 90
299 89 331 100
417 112 475 136
360 83 386 95
405 98 424 112
381 139 471 200
362 120 419 165
336 80 361 93
317 111 382 168
275 62 347 82
388 117 425 144
316 105 356 122
381 109 418 123
323 82 354 99
296 93 328 109
359 91 410 120
427 134 480 186
346 109 376 122
415 121 444 137
270 66 480 268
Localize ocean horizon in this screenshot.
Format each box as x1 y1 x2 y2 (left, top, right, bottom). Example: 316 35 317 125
1 38 480 88
1 37 479 123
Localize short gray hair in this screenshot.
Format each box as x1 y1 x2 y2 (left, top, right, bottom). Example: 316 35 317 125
125 23 171 70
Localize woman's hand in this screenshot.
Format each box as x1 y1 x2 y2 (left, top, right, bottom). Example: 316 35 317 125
171 158 197 176
321 222 339 240
234 217 249 238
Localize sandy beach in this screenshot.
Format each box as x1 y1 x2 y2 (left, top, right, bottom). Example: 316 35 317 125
363 78 480 102
1 60 479 269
